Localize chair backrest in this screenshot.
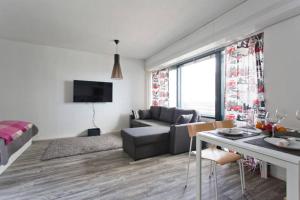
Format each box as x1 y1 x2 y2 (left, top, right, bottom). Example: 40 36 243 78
187 122 216 138
214 120 234 129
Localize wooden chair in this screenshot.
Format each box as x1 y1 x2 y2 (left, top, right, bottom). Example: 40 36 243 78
185 121 245 200
214 119 235 129
185 122 215 190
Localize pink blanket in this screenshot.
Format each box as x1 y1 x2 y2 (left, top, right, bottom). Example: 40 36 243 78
0 121 33 145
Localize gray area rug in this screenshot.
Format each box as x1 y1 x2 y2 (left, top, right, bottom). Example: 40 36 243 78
41 132 122 160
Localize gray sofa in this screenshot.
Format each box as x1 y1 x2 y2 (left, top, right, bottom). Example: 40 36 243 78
121 106 202 160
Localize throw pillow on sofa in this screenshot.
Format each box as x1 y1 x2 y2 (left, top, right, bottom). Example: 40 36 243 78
150 106 161 120
175 114 193 125
138 110 151 119
159 107 176 123
173 109 198 123
132 110 139 119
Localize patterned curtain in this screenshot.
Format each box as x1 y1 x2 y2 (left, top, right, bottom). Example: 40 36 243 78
224 33 265 125
152 68 169 106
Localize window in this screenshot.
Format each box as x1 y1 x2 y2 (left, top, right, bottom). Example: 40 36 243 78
150 33 264 122
152 50 224 119
180 55 216 117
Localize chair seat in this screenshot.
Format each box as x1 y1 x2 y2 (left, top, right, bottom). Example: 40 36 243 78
202 148 241 165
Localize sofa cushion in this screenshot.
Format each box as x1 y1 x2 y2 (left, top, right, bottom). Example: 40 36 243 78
133 119 171 128
150 106 161 120
138 109 151 119
159 107 176 123
132 110 139 119
175 114 193 125
174 109 198 123
121 127 170 146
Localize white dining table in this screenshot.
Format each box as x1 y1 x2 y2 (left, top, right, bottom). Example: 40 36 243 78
196 131 300 200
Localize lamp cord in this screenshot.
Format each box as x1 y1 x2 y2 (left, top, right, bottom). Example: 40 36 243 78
92 103 98 128
114 40 119 54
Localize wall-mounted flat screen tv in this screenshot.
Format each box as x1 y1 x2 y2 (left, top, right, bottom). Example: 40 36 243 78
73 80 113 102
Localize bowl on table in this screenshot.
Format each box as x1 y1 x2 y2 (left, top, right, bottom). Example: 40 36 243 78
264 137 300 150
216 128 243 136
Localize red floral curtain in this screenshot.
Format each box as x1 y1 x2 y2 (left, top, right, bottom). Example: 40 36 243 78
224 33 265 124
152 68 169 106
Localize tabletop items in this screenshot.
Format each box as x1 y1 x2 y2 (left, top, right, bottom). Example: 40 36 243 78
217 128 243 135
218 107 300 149
244 137 300 156
264 137 300 150
214 127 261 140
216 124 300 150
262 109 287 137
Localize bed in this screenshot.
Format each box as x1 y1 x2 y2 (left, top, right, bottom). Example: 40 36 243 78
0 123 38 174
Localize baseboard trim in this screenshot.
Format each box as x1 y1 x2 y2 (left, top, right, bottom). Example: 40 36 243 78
0 139 32 175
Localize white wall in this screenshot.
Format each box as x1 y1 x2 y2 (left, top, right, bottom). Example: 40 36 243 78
264 14 300 181
265 14 300 130
0 39 145 140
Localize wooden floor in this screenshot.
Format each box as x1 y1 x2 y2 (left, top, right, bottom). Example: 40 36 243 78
0 140 286 200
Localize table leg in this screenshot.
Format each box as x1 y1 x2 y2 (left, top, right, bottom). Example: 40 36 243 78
260 161 268 179
287 163 300 200
196 136 202 200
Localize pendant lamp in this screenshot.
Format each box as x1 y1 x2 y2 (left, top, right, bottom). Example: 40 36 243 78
111 39 123 79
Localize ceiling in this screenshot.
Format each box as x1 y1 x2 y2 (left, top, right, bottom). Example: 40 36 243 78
0 0 245 59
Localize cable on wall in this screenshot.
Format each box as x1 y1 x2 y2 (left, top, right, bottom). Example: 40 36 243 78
91 103 98 128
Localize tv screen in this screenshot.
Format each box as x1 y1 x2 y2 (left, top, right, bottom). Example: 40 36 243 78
73 80 113 102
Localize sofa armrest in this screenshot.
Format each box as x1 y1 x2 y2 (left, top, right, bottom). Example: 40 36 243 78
169 122 206 155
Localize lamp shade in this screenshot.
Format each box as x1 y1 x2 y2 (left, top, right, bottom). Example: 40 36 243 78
111 54 123 79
